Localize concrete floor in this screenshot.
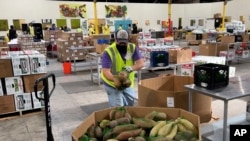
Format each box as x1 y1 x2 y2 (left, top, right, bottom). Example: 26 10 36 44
0 54 250 141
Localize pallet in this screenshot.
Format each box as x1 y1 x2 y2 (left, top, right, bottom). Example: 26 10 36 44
0 108 44 121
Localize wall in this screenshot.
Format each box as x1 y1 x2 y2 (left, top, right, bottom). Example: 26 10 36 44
0 0 249 36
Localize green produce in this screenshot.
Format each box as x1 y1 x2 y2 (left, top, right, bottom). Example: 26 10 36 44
112 124 139 135
157 120 175 136
165 124 178 140
176 118 197 135
144 111 158 119
116 128 142 140
148 136 169 141
149 121 166 137
177 123 187 132
154 112 167 121
132 118 157 129
100 119 111 128
103 129 113 141
79 134 89 141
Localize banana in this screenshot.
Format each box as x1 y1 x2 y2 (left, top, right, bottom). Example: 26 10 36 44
157 120 175 136
149 120 166 137
177 123 187 132
165 124 178 140
177 118 198 135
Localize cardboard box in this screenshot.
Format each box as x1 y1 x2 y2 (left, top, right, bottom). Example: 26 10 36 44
95 44 109 54
28 54 47 74
0 58 14 78
14 93 32 111
5 76 24 95
31 91 44 109
221 36 235 43
199 44 217 56
138 75 212 123
11 55 31 76
71 107 201 141
0 95 15 114
219 51 235 60
168 47 192 64
23 73 46 93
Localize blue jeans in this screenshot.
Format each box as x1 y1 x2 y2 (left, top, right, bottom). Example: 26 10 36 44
103 85 135 107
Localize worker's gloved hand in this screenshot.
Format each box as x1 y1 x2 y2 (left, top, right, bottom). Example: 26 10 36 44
123 66 133 73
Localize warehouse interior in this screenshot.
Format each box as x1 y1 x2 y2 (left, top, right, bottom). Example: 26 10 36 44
1 0 250 141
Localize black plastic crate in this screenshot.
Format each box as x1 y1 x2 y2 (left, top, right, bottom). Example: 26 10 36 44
194 63 229 89
150 51 169 67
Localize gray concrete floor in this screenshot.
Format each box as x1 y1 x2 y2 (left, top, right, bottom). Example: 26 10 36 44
0 51 250 141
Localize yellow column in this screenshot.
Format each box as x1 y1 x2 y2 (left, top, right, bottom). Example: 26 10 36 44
168 0 172 37
93 0 99 34
220 0 227 31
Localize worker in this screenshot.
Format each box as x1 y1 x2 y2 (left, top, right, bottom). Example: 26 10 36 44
101 29 144 107
8 25 17 41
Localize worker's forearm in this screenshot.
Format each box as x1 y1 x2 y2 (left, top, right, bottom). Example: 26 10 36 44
132 59 144 71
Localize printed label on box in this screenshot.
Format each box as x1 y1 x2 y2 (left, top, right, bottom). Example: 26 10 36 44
14 93 32 111
31 92 44 109
167 97 174 107
5 77 24 95
181 64 193 76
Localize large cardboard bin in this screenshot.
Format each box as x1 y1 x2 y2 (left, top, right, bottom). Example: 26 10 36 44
138 75 212 123
71 106 201 141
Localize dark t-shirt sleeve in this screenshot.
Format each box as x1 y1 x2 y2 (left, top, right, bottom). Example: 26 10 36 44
133 47 142 61
102 51 112 68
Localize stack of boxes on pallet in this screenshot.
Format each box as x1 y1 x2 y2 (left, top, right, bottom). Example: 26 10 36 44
56 32 90 62
43 30 63 42
0 50 46 115
0 40 9 52
17 35 47 57
199 34 249 60
138 32 192 68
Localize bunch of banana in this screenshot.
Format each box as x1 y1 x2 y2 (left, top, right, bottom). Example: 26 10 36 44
149 120 177 137
175 117 198 135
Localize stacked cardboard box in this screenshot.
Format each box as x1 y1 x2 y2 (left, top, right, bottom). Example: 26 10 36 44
0 51 46 115
43 30 63 42
138 75 212 123
91 34 110 54
56 32 90 62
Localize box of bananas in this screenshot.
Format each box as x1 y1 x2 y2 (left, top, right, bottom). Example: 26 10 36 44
72 106 201 141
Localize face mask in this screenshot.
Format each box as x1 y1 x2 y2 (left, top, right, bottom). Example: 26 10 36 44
117 44 127 54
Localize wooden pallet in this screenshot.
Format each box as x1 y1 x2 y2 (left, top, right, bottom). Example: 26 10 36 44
0 108 44 121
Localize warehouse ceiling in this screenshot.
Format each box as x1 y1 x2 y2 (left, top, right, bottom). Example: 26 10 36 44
55 0 231 3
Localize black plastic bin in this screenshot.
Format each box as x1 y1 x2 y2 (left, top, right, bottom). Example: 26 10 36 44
194 63 229 89
150 51 169 67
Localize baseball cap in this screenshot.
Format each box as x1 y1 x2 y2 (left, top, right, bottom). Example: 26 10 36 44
116 29 129 44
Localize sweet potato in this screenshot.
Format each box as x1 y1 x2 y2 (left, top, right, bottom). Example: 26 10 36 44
103 130 113 141
116 117 131 124
135 136 146 141
112 124 139 135
132 118 157 129
94 126 102 138
116 128 142 140
88 124 95 138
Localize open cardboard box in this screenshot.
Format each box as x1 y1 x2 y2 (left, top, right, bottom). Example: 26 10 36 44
138 75 212 123
71 106 201 141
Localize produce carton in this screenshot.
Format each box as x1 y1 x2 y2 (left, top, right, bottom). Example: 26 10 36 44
71 107 201 141
138 75 212 123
